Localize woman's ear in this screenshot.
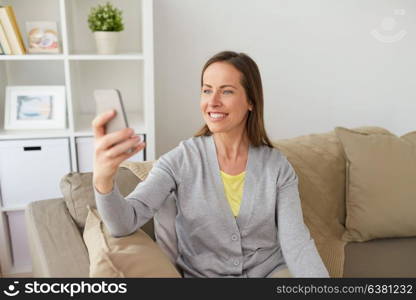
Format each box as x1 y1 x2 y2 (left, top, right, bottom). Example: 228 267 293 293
247 98 253 111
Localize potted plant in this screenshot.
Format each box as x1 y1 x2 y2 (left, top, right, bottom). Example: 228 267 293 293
88 2 124 54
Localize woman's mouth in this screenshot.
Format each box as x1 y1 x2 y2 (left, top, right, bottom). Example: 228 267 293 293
208 112 228 121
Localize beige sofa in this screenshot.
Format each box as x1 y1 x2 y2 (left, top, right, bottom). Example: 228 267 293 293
25 127 416 277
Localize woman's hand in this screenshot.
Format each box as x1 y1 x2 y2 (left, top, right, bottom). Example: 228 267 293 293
92 110 146 194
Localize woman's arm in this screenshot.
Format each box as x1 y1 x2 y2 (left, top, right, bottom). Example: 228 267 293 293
95 151 180 237
277 157 330 278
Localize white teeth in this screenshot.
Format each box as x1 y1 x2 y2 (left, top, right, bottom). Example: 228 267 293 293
209 113 227 119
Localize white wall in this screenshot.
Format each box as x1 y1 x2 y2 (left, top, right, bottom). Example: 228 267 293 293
154 0 416 157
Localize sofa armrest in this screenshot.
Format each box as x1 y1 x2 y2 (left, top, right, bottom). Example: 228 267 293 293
25 198 90 277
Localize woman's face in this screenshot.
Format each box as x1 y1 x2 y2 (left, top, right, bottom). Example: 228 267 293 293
200 62 252 135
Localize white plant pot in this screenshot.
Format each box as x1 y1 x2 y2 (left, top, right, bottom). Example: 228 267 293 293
94 31 119 54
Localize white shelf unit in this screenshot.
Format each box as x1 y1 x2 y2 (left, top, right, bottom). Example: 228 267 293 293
0 0 154 276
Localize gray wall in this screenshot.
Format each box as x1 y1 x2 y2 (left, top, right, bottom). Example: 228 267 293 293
154 0 416 157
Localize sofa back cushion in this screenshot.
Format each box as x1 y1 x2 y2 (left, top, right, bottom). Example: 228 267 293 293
335 127 416 242
274 126 393 229
60 167 155 239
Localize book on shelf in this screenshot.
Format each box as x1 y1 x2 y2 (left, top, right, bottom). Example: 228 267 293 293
0 5 26 55
0 21 12 55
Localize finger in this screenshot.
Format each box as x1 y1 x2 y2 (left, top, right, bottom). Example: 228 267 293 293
92 110 116 138
99 128 137 150
106 135 143 158
114 142 146 165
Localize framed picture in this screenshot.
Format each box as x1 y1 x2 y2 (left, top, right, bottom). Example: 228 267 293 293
25 21 60 54
4 86 66 130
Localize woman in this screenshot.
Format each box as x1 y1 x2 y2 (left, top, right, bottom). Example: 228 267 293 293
92 51 329 278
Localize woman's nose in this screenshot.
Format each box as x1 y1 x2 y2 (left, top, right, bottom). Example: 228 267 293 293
208 91 221 106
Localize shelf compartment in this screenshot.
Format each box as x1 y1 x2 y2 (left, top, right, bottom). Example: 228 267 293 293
76 135 145 172
0 60 67 133
2 0 63 54
69 59 145 133
0 60 65 86
66 0 143 55
0 138 71 208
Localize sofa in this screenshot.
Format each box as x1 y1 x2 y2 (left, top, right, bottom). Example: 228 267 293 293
25 127 416 277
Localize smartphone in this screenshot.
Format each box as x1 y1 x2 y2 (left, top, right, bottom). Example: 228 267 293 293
94 89 129 134
94 89 137 153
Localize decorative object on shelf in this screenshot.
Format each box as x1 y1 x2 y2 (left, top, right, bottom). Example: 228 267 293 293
4 86 67 130
25 21 60 54
87 2 124 55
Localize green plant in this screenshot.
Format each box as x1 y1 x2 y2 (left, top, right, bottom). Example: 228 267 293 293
88 2 124 32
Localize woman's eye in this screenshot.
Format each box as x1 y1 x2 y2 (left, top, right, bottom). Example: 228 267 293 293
202 89 212 94
223 90 233 94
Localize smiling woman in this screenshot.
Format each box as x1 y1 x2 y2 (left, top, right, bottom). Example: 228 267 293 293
93 50 329 278
200 62 253 140
196 51 271 149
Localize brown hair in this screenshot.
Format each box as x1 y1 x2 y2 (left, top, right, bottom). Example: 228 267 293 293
194 51 273 148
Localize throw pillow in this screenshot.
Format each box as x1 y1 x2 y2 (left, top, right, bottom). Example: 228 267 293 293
335 127 416 242
60 167 141 229
83 206 182 277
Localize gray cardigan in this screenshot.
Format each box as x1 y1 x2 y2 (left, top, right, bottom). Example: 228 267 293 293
95 135 329 278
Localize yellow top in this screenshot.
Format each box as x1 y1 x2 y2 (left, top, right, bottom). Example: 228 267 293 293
220 170 246 217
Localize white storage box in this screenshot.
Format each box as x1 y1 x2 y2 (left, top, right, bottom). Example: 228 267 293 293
76 135 145 173
0 138 71 208
6 210 31 270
